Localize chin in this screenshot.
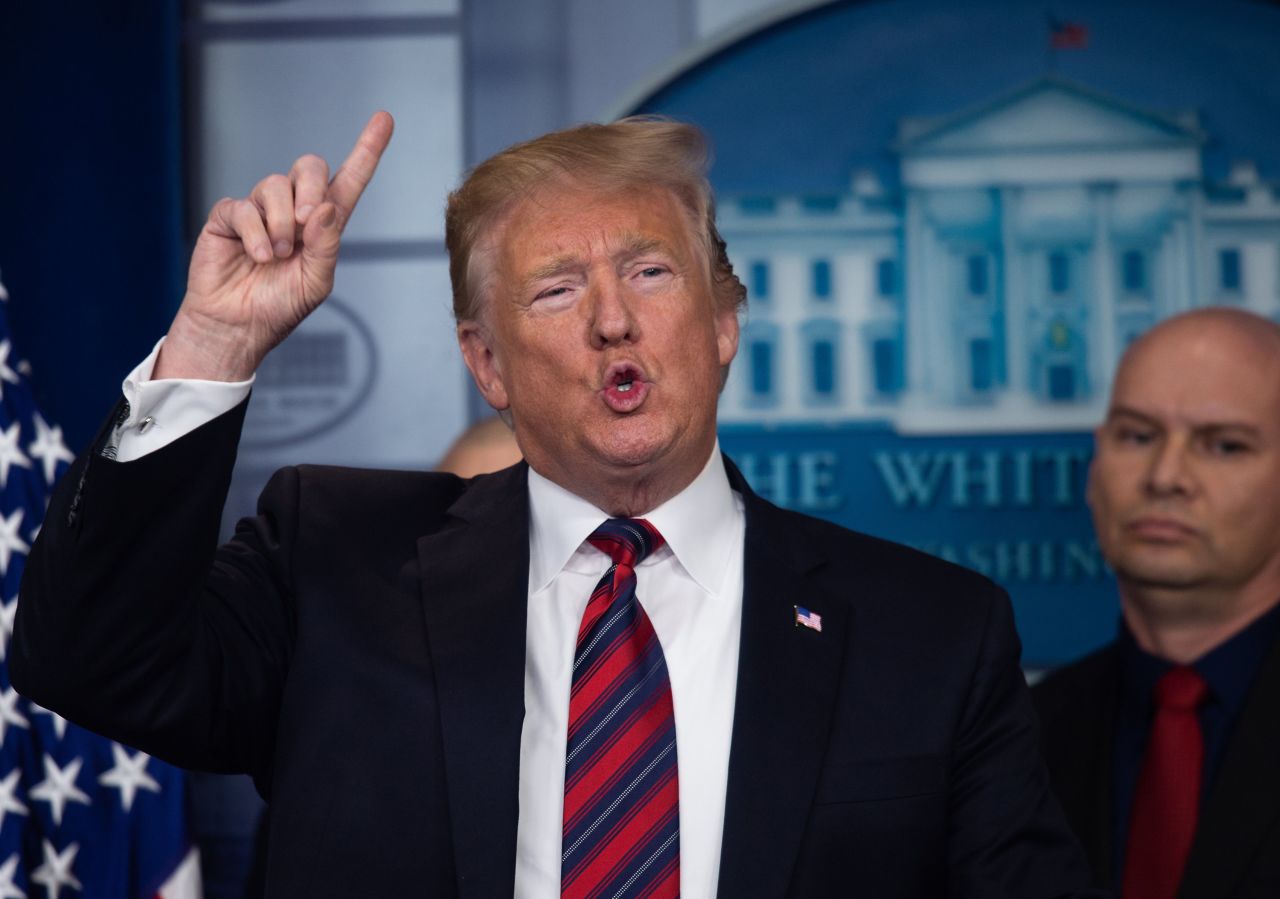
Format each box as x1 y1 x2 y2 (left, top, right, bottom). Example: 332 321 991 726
592 423 678 466
1113 556 1209 591
596 442 669 472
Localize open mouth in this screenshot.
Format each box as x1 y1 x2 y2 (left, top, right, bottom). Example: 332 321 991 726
602 363 649 410
609 364 642 391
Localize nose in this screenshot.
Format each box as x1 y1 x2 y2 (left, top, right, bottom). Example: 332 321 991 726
1145 436 1194 497
588 277 637 349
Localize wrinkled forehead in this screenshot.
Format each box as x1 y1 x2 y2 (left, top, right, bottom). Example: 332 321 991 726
469 179 704 310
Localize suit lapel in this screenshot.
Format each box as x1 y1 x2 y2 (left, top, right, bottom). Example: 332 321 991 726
1049 650 1119 890
716 464 848 898
417 464 530 899
1039 647 1121 896
1180 634 1280 899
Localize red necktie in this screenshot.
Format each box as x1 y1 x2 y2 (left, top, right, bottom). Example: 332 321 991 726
1122 665 1209 899
561 519 679 899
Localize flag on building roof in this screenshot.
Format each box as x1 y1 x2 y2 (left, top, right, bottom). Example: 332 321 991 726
0 271 201 898
1049 16 1089 50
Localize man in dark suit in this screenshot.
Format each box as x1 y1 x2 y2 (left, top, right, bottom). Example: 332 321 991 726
13 113 1098 897
1034 308 1280 899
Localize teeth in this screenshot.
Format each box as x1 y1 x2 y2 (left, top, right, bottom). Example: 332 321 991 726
617 381 633 392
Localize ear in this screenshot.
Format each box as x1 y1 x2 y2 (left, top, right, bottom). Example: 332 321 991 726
457 320 510 411
715 304 740 367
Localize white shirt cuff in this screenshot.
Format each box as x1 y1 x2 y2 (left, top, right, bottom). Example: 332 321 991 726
106 337 254 462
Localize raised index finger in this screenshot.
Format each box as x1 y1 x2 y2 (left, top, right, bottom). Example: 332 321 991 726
327 110 395 226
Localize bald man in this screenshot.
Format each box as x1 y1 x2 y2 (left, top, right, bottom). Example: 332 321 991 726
1033 308 1280 899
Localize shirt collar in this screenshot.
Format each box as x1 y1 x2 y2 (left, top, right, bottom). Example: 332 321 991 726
1119 599 1280 717
526 442 740 595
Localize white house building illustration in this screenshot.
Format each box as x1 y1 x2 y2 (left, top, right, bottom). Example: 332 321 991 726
717 76 1280 433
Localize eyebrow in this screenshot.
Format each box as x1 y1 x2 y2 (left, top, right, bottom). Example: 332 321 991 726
524 255 583 284
616 235 668 261
1106 405 1263 436
521 234 677 286
1104 406 1159 427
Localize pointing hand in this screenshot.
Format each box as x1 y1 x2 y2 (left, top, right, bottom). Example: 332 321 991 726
155 111 395 381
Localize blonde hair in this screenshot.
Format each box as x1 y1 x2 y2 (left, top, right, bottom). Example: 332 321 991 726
445 116 746 322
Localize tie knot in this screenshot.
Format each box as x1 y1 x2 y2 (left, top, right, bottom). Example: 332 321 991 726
1155 665 1208 712
588 518 665 568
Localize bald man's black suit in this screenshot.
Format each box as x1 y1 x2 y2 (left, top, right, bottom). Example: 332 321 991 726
1034 639 1280 898
13 401 1100 898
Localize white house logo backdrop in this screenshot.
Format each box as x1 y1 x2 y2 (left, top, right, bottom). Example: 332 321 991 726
633 0 1280 666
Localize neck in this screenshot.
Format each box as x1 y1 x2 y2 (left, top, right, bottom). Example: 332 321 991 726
565 466 696 518
534 447 715 519
1120 580 1280 664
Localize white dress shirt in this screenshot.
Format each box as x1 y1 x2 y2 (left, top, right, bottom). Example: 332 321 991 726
519 449 744 898
114 339 746 898
110 339 254 462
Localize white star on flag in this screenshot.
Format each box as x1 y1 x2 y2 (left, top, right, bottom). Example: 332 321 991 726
28 703 67 742
0 277 200 896
30 840 80 899
28 757 90 828
98 745 160 813
0 690 28 751
0 344 19 402
0 510 28 579
0 853 25 899
0 771 28 833
0 423 30 489
0 597 16 663
25 413 73 485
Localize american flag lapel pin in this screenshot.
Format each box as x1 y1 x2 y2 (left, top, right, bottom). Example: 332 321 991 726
794 605 823 633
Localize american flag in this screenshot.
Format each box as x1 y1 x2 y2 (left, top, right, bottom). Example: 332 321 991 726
0 275 201 898
1048 16 1089 50
794 606 823 633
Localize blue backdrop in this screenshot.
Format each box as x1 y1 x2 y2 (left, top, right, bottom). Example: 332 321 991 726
0 2 185 454
634 0 1280 667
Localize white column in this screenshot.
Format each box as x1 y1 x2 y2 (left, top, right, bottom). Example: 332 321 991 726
1090 185 1119 391
999 186 1027 398
904 190 933 397
1160 225 1180 317
1185 184 1206 306
922 214 955 404
1244 241 1275 314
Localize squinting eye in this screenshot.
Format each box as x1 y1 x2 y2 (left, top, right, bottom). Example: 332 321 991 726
1207 439 1249 456
1115 427 1154 445
639 266 666 278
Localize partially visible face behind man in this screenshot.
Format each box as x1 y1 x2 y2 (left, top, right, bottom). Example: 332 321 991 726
1088 309 1280 628
457 180 739 515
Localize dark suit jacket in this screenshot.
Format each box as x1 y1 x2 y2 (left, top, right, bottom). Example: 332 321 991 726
14 401 1099 897
1033 637 1280 898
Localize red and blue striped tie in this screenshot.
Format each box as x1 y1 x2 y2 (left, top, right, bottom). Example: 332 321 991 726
561 518 680 899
